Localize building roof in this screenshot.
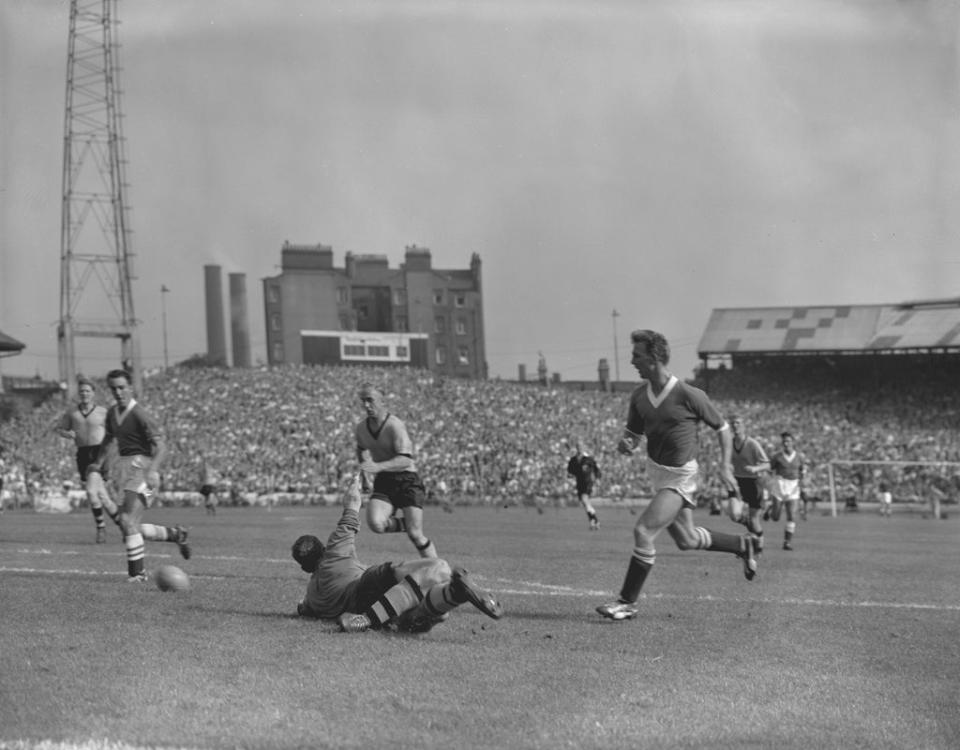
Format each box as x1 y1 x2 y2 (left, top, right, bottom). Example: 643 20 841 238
0 329 25 354
697 298 960 357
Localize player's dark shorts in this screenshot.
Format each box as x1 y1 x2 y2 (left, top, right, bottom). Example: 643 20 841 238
76 446 105 480
576 479 595 496
200 484 215 497
371 471 426 510
736 476 763 509
349 562 398 613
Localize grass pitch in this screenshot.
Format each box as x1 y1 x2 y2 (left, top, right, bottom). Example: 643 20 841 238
1 503 958 750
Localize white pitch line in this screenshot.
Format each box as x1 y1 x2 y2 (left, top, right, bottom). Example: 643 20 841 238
2 564 958 612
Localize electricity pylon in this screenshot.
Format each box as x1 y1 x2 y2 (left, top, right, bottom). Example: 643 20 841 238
58 0 140 397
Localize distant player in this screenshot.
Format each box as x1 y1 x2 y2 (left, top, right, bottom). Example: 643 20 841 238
355 382 437 558
768 431 806 549
596 330 760 622
877 480 893 518
54 375 121 543
567 440 601 530
198 454 219 516
90 369 191 581
293 474 502 633
728 415 770 553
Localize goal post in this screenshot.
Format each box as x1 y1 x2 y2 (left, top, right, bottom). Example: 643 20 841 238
826 459 960 518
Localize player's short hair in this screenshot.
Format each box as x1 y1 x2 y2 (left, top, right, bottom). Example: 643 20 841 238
781 431 794 440
76 375 94 389
358 382 381 398
630 329 670 364
291 535 325 573
106 368 132 384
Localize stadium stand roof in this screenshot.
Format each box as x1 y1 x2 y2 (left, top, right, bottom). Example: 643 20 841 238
697 297 960 358
0 329 25 357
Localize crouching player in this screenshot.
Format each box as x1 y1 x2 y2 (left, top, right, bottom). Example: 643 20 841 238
293 474 503 633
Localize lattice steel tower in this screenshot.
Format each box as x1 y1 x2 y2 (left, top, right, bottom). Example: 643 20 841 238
58 0 140 396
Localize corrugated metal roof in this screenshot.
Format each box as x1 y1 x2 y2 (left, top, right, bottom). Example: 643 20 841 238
0 330 26 353
698 301 960 355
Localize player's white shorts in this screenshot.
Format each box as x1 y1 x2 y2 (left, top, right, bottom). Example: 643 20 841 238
647 458 699 508
878 491 892 506
115 454 155 502
778 477 801 502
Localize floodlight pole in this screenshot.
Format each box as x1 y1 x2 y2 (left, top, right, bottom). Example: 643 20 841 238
612 309 621 385
161 285 170 369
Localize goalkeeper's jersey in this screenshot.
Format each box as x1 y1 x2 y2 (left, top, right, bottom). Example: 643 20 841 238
303 508 369 618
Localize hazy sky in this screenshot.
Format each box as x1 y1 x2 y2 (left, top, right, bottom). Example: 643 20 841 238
2 0 959 383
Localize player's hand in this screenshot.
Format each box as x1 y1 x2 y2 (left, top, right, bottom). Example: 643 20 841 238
341 473 362 510
617 437 636 456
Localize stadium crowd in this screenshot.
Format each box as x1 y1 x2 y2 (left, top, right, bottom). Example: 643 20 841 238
1 360 958 508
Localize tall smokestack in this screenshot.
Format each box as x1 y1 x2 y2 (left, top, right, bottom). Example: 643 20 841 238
229 272 251 368
204 265 227 366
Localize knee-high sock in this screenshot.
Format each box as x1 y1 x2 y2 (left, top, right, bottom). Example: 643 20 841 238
620 551 654 603
139 523 179 542
785 521 796 542
701 529 743 554
366 576 424 627
91 506 106 529
125 533 145 577
412 580 464 620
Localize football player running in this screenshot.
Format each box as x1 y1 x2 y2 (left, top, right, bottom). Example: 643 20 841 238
596 330 761 622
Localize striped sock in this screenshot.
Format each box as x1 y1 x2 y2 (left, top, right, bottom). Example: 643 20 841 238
417 581 463 619
125 533 145 577
704 530 742 554
91 506 105 529
386 517 407 533
140 523 171 541
366 575 423 627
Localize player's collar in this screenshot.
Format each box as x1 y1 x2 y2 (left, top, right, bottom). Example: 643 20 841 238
645 375 678 408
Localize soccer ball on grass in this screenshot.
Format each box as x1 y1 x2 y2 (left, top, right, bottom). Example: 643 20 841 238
155 564 190 592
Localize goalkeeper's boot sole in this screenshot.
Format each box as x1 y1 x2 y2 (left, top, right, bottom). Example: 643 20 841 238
452 567 503 620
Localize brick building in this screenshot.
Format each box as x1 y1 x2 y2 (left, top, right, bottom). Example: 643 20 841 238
263 243 487 378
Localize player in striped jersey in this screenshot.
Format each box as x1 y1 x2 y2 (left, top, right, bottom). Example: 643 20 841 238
90 369 191 582
596 330 760 622
54 375 121 543
293 474 502 633
768 431 805 550
355 382 437 558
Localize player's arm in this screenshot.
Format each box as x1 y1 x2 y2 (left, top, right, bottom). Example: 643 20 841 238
748 442 771 475
53 412 74 441
715 423 737 493
360 421 415 473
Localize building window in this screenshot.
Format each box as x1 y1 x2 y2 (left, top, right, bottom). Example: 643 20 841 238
393 288 407 305
337 287 348 304
368 345 389 357
396 315 408 332
455 293 466 307
339 313 352 330
455 318 467 336
458 346 469 365
435 346 447 365
344 344 364 356
270 312 281 332
267 285 280 304
434 316 446 334
397 345 408 358
272 342 284 361
433 289 444 305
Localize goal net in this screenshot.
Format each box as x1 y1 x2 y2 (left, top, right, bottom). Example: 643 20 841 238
824 460 960 518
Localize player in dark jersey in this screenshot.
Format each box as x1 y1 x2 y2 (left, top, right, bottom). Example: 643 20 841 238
768 431 806 549
567 440 602 530
728 415 770 553
293 474 502 633
90 369 191 582
355 382 437 558
596 330 761 622
54 375 121 543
